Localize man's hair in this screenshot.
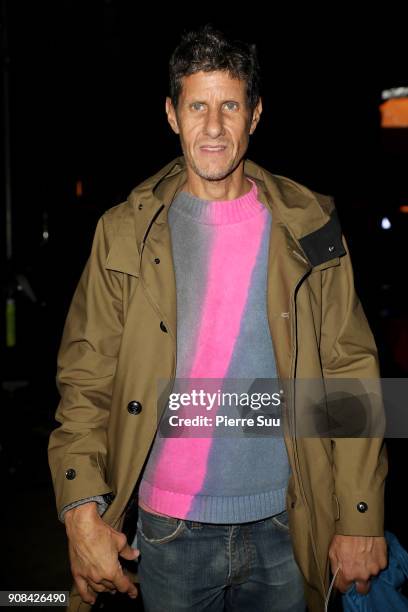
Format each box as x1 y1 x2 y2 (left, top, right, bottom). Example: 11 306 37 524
169 24 261 117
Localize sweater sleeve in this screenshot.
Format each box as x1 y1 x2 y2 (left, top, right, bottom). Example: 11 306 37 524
58 494 109 524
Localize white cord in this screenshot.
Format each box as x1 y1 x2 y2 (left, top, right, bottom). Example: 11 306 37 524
324 566 341 611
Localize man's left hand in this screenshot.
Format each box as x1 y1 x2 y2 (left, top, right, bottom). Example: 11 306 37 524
328 535 388 594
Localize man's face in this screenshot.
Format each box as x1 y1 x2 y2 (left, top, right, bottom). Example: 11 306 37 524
166 70 262 182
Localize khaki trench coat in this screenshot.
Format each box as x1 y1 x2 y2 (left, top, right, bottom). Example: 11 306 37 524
48 155 388 612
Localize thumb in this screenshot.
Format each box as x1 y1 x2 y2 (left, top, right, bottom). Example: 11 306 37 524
120 545 140 561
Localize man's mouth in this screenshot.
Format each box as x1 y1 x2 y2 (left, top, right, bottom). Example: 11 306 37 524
200 145 227 153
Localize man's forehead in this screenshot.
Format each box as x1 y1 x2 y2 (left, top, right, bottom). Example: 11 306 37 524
180 70 246 98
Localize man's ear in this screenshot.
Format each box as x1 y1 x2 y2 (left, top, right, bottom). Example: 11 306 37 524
165 97 180 134
249 97 263 135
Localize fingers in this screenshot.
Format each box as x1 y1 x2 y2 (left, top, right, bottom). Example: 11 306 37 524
334 571 371 594
114 531 140 560
120 544 140 561
355 579 371 595
112 569 138 598
72 530 139 604
99 578 117 590
75 575 97 606
329 534 388 596
334 574 349 593
88 578 108 593
77 572 137 602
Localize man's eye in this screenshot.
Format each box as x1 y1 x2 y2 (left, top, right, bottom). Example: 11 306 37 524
224 102 238 111
191 103 205 111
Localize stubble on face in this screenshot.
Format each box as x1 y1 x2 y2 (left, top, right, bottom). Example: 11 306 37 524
177 128 246 182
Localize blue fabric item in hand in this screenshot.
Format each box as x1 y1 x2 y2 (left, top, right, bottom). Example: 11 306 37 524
342 530 408 611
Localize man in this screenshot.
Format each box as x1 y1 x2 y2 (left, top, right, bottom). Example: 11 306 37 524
48 24 388 612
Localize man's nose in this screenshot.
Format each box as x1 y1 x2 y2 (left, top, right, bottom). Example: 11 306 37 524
204 108 225 138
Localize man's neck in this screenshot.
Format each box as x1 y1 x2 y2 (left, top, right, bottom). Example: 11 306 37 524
181 171 252 201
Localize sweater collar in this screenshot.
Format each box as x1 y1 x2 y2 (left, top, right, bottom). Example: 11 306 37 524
168 178 266 225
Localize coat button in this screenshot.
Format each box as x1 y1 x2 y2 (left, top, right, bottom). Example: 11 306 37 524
127 400 142 415
357 501 368 513
160 321 168 333
65 468 76 480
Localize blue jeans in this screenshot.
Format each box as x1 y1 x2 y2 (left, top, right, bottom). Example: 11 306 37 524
135 505 306 612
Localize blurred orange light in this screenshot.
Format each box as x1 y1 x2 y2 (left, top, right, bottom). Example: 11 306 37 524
76 180 83 198
380 98 408 127
399 205 408 214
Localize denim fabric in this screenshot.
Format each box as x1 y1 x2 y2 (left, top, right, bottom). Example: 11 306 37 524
135 505 306 612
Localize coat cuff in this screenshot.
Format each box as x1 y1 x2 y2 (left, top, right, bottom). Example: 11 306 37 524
334 490 385 536
53 454 112 517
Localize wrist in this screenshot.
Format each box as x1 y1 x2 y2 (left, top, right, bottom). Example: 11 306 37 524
64 501 99 526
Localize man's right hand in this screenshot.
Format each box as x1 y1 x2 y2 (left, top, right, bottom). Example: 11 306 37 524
64 501 140 605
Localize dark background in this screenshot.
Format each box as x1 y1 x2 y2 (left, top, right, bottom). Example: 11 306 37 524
1 1 407 609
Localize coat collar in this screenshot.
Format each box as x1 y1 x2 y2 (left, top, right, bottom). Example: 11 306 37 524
129 155 343 259
105 155 345 277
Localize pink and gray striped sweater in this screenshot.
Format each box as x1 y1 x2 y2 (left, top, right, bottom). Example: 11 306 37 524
138 178 291 523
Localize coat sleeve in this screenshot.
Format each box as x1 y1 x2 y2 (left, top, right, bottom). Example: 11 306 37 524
319 232 388 537
48 214 123 517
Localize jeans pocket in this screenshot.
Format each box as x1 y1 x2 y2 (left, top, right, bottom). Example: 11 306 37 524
271 508 290 532
137 507 186 545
